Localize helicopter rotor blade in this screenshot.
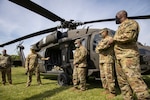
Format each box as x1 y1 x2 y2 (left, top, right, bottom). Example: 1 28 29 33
0 27 57 47
83 18 115 24
129 15 150 20
9 0 65 22
83 15 150 24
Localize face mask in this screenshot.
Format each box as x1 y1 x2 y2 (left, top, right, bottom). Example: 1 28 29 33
75 44 79 48
100 32 105 38
116 16 121 24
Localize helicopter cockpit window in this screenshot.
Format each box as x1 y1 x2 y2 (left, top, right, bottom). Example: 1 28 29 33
145 50 150 55
93 34 102 51
139 49 150 55
139 49 145 55
108 30 115 36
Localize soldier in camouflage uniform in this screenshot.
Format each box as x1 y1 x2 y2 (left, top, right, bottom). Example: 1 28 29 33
73 39 87 91
25 46 49 87
114 10 150 100
95 28 116 97
0 49 12 85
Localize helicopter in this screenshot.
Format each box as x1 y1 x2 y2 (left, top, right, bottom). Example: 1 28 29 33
0 0 150 86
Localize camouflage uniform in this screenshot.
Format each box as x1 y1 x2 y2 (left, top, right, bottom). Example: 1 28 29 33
114 19 150 100
95 33 115 94
0 54 12 85
25 53 42 86
73 44 87 90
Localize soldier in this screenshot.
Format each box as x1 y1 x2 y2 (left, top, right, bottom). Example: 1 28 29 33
25 46 49 87
95 28 116 98
114 10 150 100
72 39 87 91
0 49 12 85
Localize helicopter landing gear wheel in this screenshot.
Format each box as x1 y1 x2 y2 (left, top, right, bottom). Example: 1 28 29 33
57 72 70 86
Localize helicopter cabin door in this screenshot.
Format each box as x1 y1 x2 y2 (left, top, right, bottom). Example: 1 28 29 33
89 33 102 69
38 49 47 73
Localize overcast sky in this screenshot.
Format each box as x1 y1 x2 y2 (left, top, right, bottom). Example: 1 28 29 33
0 0 150 56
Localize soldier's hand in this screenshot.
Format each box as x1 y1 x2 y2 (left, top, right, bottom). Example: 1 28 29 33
46 57 50 60
73 62 76 65
108 38 114 45
44 57 50 60
74 64 79 68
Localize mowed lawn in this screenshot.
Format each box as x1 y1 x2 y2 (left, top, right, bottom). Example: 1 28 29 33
0 67 150 100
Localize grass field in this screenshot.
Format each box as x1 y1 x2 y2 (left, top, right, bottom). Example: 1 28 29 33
0 67 150 100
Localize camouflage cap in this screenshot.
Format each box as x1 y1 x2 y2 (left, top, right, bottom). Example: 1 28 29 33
2 49 6 54
2 49 6 52
74 39 81 44
99 28 108 34
30 45 36 50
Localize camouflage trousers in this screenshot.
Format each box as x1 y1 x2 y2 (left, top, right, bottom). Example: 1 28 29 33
27 67 41 86
115 57 150 100
0 67 12 85
73 66 87 90
99 63 116 94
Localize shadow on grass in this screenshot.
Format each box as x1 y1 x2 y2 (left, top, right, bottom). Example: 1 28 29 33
87 77 102 89
42 74 123 95
13 82 26 85
87 77 121 95
23 86 70 100
24 77 102 100
22 74 70 100
42 74 58 80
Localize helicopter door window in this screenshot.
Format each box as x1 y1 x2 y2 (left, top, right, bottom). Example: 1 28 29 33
139 49 150 55
93 34 102 51
139 48 150 63
81 39 86 47
145 50 150 55
42 37 47 44
139 49 146 55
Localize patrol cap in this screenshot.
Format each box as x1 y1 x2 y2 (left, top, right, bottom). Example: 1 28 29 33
2 49 6 54
99 28 108 34
30 45 36 50
74 39 81 44
2 49 6 52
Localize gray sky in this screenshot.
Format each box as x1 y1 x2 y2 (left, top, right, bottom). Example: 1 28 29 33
0 0 150 56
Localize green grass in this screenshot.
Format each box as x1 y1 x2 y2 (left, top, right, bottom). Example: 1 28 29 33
0 67 150 100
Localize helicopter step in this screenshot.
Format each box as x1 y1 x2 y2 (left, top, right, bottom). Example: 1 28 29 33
41 65 64 75
42 70 64 75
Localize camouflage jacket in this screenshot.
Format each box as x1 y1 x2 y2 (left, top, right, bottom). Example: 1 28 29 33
0 54 12 68
25 53 42 70
114 19 140 59
73 45 87 68
95 35 114 63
